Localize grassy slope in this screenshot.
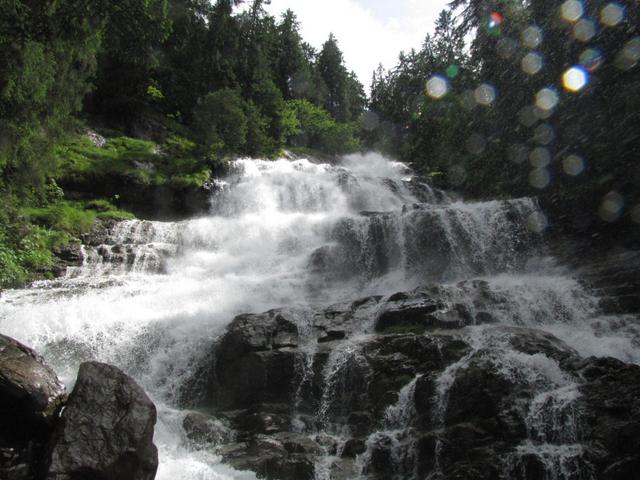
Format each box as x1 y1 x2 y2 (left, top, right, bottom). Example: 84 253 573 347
1 131 215 288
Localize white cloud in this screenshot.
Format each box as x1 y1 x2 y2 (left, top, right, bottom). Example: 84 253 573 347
263 0 450 89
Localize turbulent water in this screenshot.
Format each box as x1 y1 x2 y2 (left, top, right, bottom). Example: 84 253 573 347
0 153 637 479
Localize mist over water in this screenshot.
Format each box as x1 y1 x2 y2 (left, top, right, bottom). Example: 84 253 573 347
0 153 637 478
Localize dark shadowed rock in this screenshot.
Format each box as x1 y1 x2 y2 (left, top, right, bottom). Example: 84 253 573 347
0 334 66 430
577 357 640 479
182 411 234 446
0 334 67 479
52 244 84 274
195 285 640 480
45 362 158 480
219 434 316 480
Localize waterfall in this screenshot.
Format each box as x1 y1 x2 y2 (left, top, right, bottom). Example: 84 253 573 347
0 153 637 479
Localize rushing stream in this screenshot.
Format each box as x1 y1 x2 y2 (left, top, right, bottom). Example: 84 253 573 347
0 153 638 479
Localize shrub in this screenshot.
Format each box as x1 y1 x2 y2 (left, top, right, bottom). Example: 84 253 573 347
286 99 361 154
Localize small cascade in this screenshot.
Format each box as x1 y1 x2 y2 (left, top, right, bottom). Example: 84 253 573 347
311 197 542 286
427 347 478 480
505 384 592 480
67 220 181 277
357 375 422 479
316 342 371 433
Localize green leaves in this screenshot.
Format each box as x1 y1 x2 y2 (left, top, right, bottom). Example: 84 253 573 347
286 99 361 155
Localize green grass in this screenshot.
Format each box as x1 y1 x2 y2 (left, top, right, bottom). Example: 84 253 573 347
55 133 212 189
1 198 136 288
21 199 135 235
22 203 97 236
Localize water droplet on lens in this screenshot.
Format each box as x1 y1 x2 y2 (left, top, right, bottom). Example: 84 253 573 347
562 154 585 176
497 38 518 58
522 52 543 75
579 48 604 71
600 3 625 27
614 37 640 70
530 147 551 167
446 65 460 78
562 66 589 92
535 88 559 111
521 26 543 48
561 0 584 22
527 212 548 232
519 105 539 127
598 191 624 222
573 18 596 42
426 75 449 99
529 168 551 189
475 84 496 106
534 124 555 145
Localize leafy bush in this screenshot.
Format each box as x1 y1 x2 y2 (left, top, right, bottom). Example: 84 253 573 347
96 210 136 221
56 133 212 188
193 89 248 153
22 203 97 236
285 100 361 154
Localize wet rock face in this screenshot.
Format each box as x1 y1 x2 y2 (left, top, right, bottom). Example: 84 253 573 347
45 362 158 480
577 357 640 480
0 334 67 479
0 334 67 430
210 311 302 411
194 288 640 480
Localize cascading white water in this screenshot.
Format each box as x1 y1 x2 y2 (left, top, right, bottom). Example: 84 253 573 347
0 153 636 479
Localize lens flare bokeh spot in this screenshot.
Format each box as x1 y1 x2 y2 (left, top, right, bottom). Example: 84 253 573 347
489 12 504 29
562 154 585 176
573 18 597 42
561 0 584 22
475 84 496 106
535 88 559 111
599 191 624 222
426 75 449 99
521 26 543 49
579 48 604 71
600 3 625 27
522 52 543 75
562 66 589 92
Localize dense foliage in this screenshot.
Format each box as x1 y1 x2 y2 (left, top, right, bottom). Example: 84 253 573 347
0 0 365 286
369 0 640 244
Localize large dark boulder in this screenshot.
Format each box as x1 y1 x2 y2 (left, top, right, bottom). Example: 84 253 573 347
577 357 640 480
219 434 317 480
0 334 66 431
45 362 158 480
0 334 67 479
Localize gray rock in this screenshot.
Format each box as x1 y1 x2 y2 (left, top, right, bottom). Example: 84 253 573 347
0 335 67 479
45 362 158 480
0 334 66 429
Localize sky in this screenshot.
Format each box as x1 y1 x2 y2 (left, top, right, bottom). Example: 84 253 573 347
262 0 451 88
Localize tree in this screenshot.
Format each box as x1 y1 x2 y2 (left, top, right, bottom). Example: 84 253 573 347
274 10 307 100
286 99 360 154
86 0 171 125
192 88 247 153
318 34 349 121
0 0 108 193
